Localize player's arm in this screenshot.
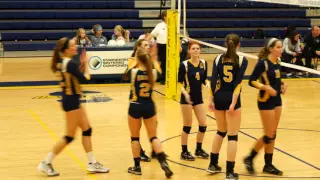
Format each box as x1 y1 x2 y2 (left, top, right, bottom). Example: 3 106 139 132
231 58 248 106
203 61 210 86
248 60 266 90
153 58 162 75
123 57 137 80
178 63 187 94
280 79 288 94
210 58 219 101
67 61 90 82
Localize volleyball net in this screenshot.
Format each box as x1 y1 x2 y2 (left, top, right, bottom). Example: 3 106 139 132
165 0 320 99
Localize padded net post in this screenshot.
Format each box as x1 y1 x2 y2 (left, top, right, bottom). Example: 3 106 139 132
166 10 180 100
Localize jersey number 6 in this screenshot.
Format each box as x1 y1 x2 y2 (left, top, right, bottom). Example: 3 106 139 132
223 66 233 83
139 83 151 97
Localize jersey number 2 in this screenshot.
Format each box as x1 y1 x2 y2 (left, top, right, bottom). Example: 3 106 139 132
223 66 233 83
139 83 151 97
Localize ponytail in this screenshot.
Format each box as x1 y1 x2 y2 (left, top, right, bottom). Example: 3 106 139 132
131 48 137 58
51 37 69 72
51 48 60 72
137 49 154 88
225 39 239 67
224 34 240 67
258 47 268 60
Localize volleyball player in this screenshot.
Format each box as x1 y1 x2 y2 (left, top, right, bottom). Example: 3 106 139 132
125 39 162 161
178 41 209 160
37 38 109 176
244 38 287 176
125 49 173 178
207 34 248 180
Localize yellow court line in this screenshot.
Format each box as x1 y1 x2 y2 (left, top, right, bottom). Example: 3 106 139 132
0 79 320 90
28 110 98 180
0 83 131 90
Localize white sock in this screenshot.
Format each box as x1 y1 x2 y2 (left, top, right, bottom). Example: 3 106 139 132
87 151 97 164
44 152 55 164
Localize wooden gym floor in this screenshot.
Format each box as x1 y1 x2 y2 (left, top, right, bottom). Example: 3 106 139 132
0 57 320 180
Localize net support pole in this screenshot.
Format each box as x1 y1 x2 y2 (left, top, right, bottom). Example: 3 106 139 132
177 0 181 34
171 0 176 10
166 9 180 100
183 0 186 36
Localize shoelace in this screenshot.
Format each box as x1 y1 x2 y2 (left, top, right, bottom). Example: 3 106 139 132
185 152 193 158
47 164 55 173
269 165 280 172
93 162 103 168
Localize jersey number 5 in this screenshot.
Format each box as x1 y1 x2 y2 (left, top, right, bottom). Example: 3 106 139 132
139 83 151 97
223 66 233 83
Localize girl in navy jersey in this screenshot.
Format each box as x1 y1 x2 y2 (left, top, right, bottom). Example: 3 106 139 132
125 49 173 178
207 34 248 180
178 41 210 161
37 38 109 176
244 38 287 176
125 39 162 161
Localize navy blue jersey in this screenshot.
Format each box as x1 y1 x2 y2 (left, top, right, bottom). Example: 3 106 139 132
128 68 159 103
249 59 282 102
211 54 248 96
178 59 208 96
60 58 89 96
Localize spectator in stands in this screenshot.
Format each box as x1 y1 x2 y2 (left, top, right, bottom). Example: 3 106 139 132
138 29 155 47
149 10 167 85
89 24 108 47
107 25 130 47
73 28 92 47
303 25 320 69
282 31 304 76
112 25 130 43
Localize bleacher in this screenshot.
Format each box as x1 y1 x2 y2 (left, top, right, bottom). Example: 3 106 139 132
0 0 319 51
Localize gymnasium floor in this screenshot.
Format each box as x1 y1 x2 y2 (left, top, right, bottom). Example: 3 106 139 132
0 57 320 180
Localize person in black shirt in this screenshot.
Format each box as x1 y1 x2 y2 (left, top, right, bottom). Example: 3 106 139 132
303 25 320 69
244 38 288 176
125 49 173 178
207 34 248 180
178 41 210 161
37 38 109 176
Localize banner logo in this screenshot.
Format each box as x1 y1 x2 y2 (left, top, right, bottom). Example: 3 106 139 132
88 56 103 70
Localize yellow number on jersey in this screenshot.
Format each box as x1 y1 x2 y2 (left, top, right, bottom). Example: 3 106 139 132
139 83 151 97
223 66 233 83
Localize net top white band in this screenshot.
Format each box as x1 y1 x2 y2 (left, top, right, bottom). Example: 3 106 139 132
182 35 320 75
247 0 320 8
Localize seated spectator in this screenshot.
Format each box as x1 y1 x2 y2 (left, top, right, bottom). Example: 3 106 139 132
111 25 130 44
73 28 92 47
282 31 304 76
303 25 320 69
89 24 108 47
138 29 155 47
